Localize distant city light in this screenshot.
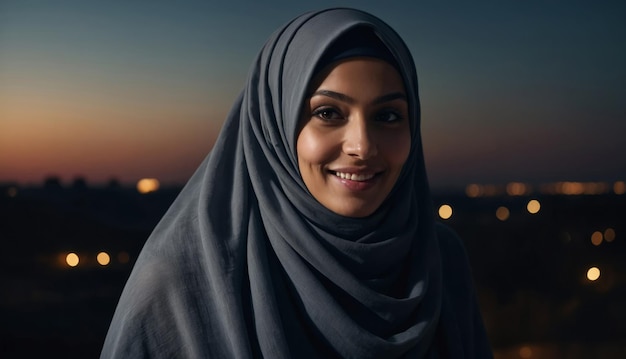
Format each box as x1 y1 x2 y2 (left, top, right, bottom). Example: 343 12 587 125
614 181 625 195
7 186 18 198
97 252 111 266
558 182 584 195
482 185 499 197
466 184 482 198
604 228 616 242
137 178 160 194
495 206 510 221
464 183 508 197
118 251 130 264
438 204 453 220
519 346 533 359
591 231 603 246
587 267 600 281
540 181 612 195
526 199 541 214
583 182 609 195
506 182 528 196
66 253 79 267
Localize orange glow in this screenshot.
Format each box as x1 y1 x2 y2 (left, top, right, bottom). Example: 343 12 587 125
526 199 540 214
555 181 610 195
615 181 626 195
97 252 111 266
466 184 503 197
506 182 527 196
482 185 499 197
587 267 600 281
495 206 510 221
559 181 584 195
465 184 482 198
590 231 603 246
519 346 533 358
66 253 79 267
538 183 556 195
118 251 130 264
6 187 18 197
137 178 160 194
438 204 453 220
0 104 221 186
584 182 609 195
604 228 616 242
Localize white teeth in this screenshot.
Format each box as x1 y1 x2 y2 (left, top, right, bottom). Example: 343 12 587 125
334 171 375 181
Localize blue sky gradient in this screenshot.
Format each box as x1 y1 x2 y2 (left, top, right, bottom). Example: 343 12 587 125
1 0 624 187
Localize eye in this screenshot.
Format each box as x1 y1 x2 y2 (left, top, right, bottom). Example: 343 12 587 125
375 110 403 123
312 107 344 121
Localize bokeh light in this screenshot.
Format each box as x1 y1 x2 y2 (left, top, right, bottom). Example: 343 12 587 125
559 181 584 195
526 199 541 214
438 204 453 220
482 185 499 197
118 251 130 264
604 228 616 242
591 231 603 246
66 253 79 267
614 181 625 195
495 206 510 221
137 178 160 194
587 267 600 281
7 186 18 197
519 346 533 359
583 182 609 195
465 184 482 198
506 182 528 196
97 252 111 266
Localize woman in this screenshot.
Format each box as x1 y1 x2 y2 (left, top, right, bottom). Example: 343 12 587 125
101 8 492 358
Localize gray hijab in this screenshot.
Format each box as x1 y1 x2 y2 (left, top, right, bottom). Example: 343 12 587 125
101 8 489 359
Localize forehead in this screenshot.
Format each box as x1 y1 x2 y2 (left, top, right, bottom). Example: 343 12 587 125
309 57 406 96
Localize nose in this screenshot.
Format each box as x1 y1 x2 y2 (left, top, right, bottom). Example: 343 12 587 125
342 115 378 159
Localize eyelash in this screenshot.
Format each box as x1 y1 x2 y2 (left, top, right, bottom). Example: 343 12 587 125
312 107 343 121
311 107 404 123
375 110 403 123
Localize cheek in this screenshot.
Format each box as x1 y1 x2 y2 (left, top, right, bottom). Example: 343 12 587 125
382 131 411 167
296 127 336 167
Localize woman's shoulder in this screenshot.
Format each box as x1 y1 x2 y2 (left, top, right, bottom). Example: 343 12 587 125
434 223 494 357
434 222 476 300
435 222 471 268
101 248 220 358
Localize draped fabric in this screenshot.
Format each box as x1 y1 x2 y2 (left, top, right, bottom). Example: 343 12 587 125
101 8 492 359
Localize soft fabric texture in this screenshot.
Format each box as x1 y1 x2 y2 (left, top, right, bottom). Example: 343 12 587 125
100 8 492 359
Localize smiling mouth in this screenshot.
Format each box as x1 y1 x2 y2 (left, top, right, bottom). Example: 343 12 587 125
332 171 376 181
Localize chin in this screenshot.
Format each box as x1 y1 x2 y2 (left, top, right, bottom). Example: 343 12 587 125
331 201 379 218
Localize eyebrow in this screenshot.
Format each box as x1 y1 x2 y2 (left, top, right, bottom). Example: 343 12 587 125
311 90 407 105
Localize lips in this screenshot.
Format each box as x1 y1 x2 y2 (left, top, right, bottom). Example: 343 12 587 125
328 167 383 192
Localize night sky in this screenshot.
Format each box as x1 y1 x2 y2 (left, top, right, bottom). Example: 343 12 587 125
1 0 624 188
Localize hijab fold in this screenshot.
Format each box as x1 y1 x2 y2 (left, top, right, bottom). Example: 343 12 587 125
101 8 491 359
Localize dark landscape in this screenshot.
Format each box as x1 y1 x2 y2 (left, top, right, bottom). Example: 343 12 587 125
1 180 624 358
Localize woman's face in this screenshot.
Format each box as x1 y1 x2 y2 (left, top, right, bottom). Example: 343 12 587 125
297 57 411 217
